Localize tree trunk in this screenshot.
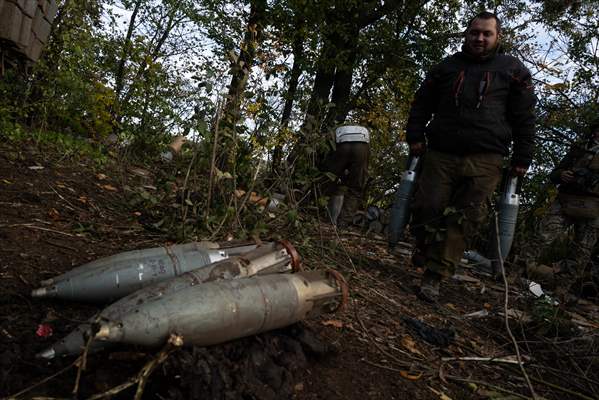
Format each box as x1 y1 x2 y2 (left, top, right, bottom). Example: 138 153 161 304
111 0 142 134
117 8 180 131
300 0 403 142
114 0 142 103
216 0 267 172
271 26 305 173
300 39 336 139
323 27 359 129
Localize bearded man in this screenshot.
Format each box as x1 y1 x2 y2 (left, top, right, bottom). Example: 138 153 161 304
405 11 536 301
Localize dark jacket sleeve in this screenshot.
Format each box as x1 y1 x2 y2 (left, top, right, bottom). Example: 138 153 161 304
507 60 536 167
405 64 441 144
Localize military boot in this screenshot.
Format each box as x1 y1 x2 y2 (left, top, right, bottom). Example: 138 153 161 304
418 269 442 303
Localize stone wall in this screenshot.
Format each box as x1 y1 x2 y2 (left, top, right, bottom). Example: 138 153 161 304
0 0 58 62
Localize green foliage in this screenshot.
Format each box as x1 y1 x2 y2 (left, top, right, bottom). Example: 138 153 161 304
0 66 31 127
530 297 576 338
34 129 108 163
0 118 26 142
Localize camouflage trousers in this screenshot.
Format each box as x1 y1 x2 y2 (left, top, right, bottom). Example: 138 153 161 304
520 197 599 288
411 151 503 278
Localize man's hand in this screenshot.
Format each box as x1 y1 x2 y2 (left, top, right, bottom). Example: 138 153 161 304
511 165 528 177
410 142 426 156
560 170 575 183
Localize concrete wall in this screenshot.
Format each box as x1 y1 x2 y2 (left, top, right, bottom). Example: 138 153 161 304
0 0 58 62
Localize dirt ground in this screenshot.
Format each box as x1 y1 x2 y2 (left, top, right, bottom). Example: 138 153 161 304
1 139 599 400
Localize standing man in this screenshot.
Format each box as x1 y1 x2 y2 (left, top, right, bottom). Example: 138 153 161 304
324 124 370 228
520 120 599 301
406 11 536 301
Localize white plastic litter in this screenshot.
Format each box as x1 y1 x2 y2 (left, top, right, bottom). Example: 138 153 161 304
529 281 544 297
528 280 559 305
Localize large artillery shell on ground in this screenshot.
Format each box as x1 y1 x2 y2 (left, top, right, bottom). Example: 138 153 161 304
31 241 259 303
36 241 301 359
38 240 257 286
94 270 345 349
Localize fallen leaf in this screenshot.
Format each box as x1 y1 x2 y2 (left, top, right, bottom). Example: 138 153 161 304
48 208 60 221
78 196 88 204
28 165 44 170
100 184 118 192
1 179 12 184
96 173 108 180
322 319 343 328
399 370 423 380
133 211 142 216
401 335 424 356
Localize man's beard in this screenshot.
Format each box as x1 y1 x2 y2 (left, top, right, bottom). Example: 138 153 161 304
465 41 498 58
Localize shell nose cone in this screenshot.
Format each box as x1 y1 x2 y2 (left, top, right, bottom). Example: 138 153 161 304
31 287 48 298
36 347 56 359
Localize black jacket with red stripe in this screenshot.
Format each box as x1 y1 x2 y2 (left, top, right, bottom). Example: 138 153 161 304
406 47 536 167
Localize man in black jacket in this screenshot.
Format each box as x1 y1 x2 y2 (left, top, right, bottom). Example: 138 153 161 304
521 120 599 300
406 11 536 301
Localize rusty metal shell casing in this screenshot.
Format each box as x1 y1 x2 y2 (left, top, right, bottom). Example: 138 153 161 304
31 241 259 303
94 270 345 349
36 241 301 359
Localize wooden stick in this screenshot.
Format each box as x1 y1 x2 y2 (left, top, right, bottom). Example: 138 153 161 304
442 355 530 365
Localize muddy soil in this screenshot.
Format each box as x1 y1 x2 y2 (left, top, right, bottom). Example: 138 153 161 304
1 139 599 400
